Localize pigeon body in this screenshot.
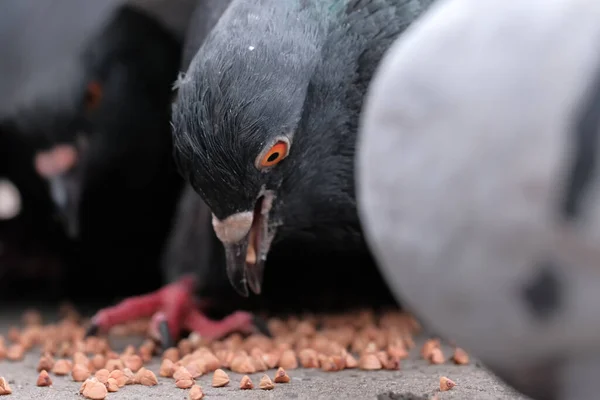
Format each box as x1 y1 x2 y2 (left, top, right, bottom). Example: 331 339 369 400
172 0 434 296
357 0 600 399
158 0 400 321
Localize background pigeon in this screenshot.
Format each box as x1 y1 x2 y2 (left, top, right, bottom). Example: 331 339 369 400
357 0 600 399
1 3 185 300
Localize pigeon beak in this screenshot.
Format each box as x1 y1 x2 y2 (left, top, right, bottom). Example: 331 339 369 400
47 172 82 238
34 136 88 238
212 191 276 297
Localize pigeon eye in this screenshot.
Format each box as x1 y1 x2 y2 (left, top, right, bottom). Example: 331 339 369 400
84 81 103 111
258 140 289 168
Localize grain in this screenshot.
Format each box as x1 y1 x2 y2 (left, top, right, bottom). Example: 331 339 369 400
0 377 10 395
94 369 109 384
428 348 445 365
109 370 128 387
344 353 358 369
52 359 73 375
440 376 456 391
173 366 193 381
189 384 205 400
358 353 382 370
105 358 125 371
298 348 319 368
163 347 180 362
159 358 176 377
6 344 24 361
72 363 91 381
212 368 230 387
91 354 105 370
421 339 440 360
452 347 470 365
80 378 107 399
37 354 54 372
259 374 275 390
240 375 254 389
135 367 158 386
122 368 136 385
36 370 52 387
279 349 298 369
274 367 290 383
122 354 143 372
106 378 119 392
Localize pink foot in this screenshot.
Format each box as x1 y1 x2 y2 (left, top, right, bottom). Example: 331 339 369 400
86 275 267 347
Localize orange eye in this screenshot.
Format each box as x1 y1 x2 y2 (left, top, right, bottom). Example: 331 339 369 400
259 140 288 168
84 81 103 111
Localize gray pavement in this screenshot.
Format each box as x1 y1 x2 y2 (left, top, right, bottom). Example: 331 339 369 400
0 306 530 400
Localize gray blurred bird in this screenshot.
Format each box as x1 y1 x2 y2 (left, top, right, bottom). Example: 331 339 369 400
1 3 188 302
172 0 435 297
357 0 600 399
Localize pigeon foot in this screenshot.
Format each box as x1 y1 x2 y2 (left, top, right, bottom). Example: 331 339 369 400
84 274 267 347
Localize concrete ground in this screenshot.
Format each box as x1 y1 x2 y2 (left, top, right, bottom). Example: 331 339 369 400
0 306 530 400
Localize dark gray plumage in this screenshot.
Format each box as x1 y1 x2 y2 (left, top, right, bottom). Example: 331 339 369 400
357 0 600 399
172 0 434 296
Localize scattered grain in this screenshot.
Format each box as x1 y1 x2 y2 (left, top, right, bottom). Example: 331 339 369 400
259 374 275 390
36 370 52 387
189 384 204 400
440 376 456 391
212 368 230 387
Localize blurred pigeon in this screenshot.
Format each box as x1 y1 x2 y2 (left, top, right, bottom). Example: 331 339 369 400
357 0 600 399
5 4 185 299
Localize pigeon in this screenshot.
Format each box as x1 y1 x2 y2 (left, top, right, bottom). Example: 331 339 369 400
5 4 185 299
171 0 435 297
84 0 429 346
356 0 600 399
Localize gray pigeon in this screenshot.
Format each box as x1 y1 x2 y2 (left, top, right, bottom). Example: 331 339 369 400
86 0 426 347
357 0 600 399
172 0 435 297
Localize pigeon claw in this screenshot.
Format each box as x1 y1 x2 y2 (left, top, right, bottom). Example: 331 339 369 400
85 274 270 344
158 319 175 349
84 323 100 338
179 309 258 341
252 315 272 338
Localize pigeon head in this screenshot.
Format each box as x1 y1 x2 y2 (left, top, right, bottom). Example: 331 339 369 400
172 1 344 296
